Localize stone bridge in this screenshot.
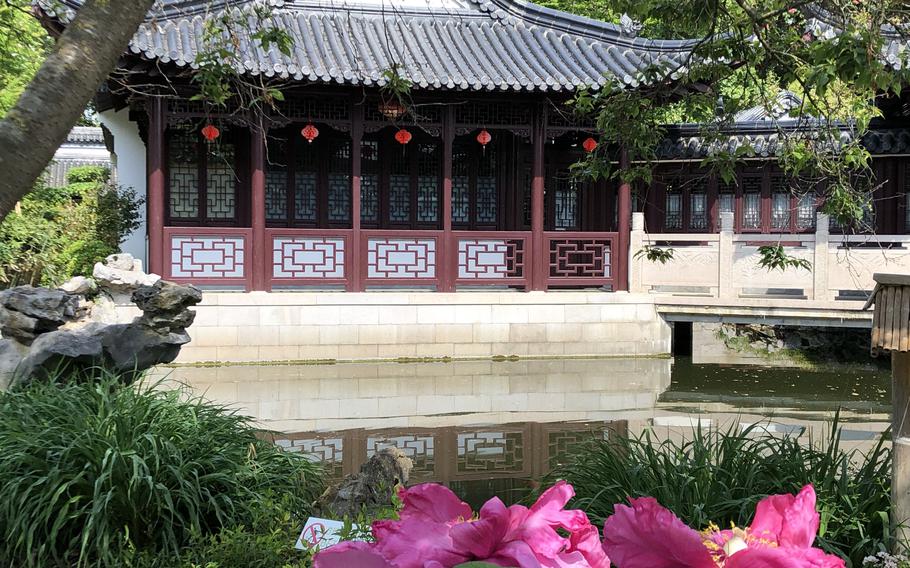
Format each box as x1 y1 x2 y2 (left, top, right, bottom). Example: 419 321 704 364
630 212 904 329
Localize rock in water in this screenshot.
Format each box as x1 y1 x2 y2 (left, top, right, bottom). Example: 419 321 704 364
316 447 414 518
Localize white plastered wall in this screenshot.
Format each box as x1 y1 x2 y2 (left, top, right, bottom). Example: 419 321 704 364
100 108 147 268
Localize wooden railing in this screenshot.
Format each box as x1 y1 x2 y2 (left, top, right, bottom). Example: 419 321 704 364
162 227 618 292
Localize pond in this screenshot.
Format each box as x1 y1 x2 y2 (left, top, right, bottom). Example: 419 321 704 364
157 357 891 508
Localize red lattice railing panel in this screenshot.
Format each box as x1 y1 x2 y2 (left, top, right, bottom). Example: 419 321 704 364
545 232 616 287
273 237 345 279
170 236 245 278
456 238 526 280
365 235 438 280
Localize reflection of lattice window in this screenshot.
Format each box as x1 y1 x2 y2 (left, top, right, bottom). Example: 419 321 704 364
456 431 524 473
665 193 682 229
361 140 379 224
417 143 439 223
368 435 435 480
797 193 816 229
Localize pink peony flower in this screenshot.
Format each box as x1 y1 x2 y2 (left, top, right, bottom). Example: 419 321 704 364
313 481 609 568
603 485 845 568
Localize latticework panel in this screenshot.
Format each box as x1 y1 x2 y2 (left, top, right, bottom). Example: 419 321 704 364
454 102 532 126
275 97 350 123
265 170 288 222
771 175 790 229
272 237 345 278
170 236 245 278
168 127 199 219
456 431 524 473
361 141 380 223
690 192 708 230
367 435 436 481
547 429 603 469
417 143 439 223
548 239 611 279
452 176 470 223
367 238 436 279
205 143 237 219
552 172 579 230
294 140 318 222
797 193 816 229
476 149 497 224
327 142 351 222
741 175 763 228
457 239 525 279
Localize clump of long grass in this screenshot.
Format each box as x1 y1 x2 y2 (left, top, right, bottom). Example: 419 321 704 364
545 419 891 567
0 371 323 567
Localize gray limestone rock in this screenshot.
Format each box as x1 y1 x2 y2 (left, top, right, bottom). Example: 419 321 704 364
0 262 201 388
0 286 79 343
316 447 414 518
103 253 136 271
58 276 97 296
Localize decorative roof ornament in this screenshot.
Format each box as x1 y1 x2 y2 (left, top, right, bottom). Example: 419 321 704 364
301 123 319 143
619 14 643 38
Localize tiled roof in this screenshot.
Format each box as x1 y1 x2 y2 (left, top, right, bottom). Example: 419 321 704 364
38 0 696 92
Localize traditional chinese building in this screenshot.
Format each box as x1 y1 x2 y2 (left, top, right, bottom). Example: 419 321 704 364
34 0 910 364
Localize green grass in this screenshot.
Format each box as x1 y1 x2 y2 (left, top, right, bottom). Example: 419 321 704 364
544 419 891 567
0 372 324 567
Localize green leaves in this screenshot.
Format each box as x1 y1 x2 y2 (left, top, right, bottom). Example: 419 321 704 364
634 245 675 264
757 244 812 272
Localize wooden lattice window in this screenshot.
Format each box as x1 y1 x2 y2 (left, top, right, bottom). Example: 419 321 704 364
451 134 501 229
166 124 244 226
264 125 351 227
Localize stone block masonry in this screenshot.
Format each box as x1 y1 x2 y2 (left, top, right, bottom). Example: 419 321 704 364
164 291 671 364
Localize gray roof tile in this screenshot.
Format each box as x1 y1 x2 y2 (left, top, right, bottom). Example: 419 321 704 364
39 0 695 92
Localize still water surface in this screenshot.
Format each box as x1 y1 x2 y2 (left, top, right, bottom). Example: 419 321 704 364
159 357 890 507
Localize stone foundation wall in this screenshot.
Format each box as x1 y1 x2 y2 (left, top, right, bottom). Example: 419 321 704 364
150 292 671 364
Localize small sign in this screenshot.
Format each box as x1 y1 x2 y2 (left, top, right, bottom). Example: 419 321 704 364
295 517 358 551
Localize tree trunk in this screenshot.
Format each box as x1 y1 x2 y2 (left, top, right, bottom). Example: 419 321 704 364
0 0 155 221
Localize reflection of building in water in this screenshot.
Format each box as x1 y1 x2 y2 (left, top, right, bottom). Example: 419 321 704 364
159 358 673 432
264 421 625 495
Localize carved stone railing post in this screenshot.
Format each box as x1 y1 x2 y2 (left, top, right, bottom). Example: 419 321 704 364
812 213 829 301
629 212 645 293
718 212 735 299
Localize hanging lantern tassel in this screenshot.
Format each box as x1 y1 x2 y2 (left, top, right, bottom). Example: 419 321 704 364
582 137 598 153
301 123 319 144
201 124 220 142
476 129 492 155
395 128 412 145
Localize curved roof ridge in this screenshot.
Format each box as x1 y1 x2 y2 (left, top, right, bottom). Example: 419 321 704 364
475 0 699 51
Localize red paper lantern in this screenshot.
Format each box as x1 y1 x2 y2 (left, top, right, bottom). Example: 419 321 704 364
201 124 220 142
476 129 492 147
395 128 412 145
582 137 598 153
301 124 319 144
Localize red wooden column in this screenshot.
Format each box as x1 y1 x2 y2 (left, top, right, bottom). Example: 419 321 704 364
250 123 267 291
440 106 455 292
615 148 632 292
147 97 166 276
351 102 364 292
530 105 547 291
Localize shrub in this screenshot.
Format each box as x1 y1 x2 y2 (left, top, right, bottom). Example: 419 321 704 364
0 166 142 287
0 373 324 567
545 420 891 567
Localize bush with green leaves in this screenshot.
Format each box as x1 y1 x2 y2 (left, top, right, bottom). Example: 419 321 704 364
544 420 891 568
0 165 142 287
0 373 324 567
